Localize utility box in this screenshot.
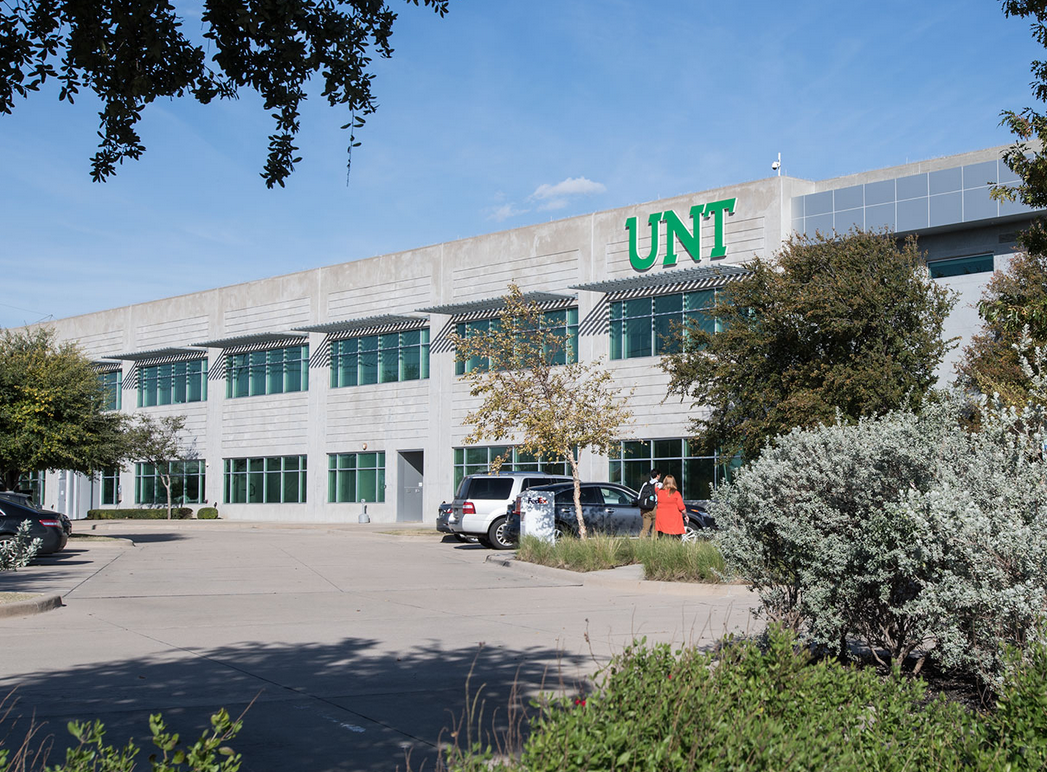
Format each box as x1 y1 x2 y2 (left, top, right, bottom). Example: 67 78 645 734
519 489 555 543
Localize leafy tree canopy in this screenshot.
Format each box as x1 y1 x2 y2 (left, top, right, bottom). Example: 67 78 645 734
454 284 633 538
661 229 955 460
0 0 449 187
997 1 1047 252
0 327 129 489
956 249 1047 406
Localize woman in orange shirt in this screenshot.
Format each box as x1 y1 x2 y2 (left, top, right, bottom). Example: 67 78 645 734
655 474 686 537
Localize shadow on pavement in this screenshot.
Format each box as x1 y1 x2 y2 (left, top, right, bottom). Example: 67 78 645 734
2 635 593 772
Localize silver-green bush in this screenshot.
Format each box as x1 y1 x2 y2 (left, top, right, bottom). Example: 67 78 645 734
713 394 1047 684
0 520 42 571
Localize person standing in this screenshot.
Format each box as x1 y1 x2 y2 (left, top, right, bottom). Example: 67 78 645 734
655 474 686 538
637 468 661 537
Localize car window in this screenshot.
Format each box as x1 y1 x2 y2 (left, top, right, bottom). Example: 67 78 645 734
0 500 34 518
523 477 564 491
600 487 634 506
555 487 601 505
463 478 514 500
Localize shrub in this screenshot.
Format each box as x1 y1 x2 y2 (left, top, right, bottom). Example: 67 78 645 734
450 626 976 772
633 538 725 583
516 535 725 582
197 507 219 520
0 520 41 571
86 508 193 520
713 393 1047 683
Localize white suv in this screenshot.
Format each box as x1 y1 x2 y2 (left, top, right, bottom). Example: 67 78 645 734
449 471 571 549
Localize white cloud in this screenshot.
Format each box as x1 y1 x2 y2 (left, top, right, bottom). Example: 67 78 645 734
530 177 607 202
489 203 529 222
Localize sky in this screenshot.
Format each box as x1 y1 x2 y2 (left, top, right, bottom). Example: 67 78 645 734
0 0 1043 329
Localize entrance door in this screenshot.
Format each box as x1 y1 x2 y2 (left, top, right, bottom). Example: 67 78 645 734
397 451 424 522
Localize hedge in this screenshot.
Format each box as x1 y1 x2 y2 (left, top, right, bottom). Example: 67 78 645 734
86 508 193 520
197 507 219 520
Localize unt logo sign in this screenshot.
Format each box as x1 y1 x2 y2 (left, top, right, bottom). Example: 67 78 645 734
626 198 736 272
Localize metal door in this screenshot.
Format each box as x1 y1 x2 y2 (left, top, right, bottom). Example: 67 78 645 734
397 451 424 522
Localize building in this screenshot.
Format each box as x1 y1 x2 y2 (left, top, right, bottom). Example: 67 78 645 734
32 145 1041 522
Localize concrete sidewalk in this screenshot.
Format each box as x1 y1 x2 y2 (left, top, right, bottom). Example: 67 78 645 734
0 523 758 771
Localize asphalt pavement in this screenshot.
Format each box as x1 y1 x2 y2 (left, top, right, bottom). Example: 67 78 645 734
0 521 758 771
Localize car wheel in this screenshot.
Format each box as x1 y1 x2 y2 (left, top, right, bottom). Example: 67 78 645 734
452 533 477 543
682 522 702 543
487 516 516 550
553 521 577 540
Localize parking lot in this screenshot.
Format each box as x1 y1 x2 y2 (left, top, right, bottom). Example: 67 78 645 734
0 522 757 771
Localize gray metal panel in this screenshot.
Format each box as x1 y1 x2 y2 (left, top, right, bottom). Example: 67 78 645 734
804 191 833 216
929 167 962 195
105 346 207 361
864 203 896 231
864 179 895 206
963 160 998 189
929 192 962 227
897 173 928 201
896 197 928 231
834 209 864 234
833 184 864 211
962 187 997 222
804 213 833 236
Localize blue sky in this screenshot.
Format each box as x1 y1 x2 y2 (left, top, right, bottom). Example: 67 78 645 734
0 0 1041 329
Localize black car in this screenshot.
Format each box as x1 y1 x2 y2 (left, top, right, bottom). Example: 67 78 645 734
436 502 476 543
507 482 715 542
0 499 69 555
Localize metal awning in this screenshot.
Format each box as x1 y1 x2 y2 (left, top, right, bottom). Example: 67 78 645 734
293 314 428 334
92 360 122 372
102 346 207 362
417 291 576 316
570 264 751 294
190 332 307 349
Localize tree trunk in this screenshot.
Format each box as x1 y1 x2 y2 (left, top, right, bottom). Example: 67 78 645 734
567 453 587 539
162 474 173 520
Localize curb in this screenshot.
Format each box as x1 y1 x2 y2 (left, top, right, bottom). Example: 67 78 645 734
485 554 757 598
0 594 63 619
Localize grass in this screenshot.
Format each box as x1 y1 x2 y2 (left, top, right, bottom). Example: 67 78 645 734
516 533 726 583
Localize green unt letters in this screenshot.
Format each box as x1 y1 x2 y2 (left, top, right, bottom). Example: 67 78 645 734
626 198 736 272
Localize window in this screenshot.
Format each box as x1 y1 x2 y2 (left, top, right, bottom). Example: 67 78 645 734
225 346 308 398
610 291 718 360
99 371 122 411
453 446 570 490
609 439 740 500
928 254 994 279
224 456 307 504
330 330 429 388
454 309 578 375
328 452 386 503
17 472 45 508
135 461 205 505
101 469 119 506
138 360 207 407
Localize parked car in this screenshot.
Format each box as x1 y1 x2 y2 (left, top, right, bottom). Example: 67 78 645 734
0 491 72 536
449 471 572 549
507 482 715 543
436 502 476 543
0 499 69 555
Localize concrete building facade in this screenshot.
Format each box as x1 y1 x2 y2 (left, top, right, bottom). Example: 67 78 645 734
33 145 1042 523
